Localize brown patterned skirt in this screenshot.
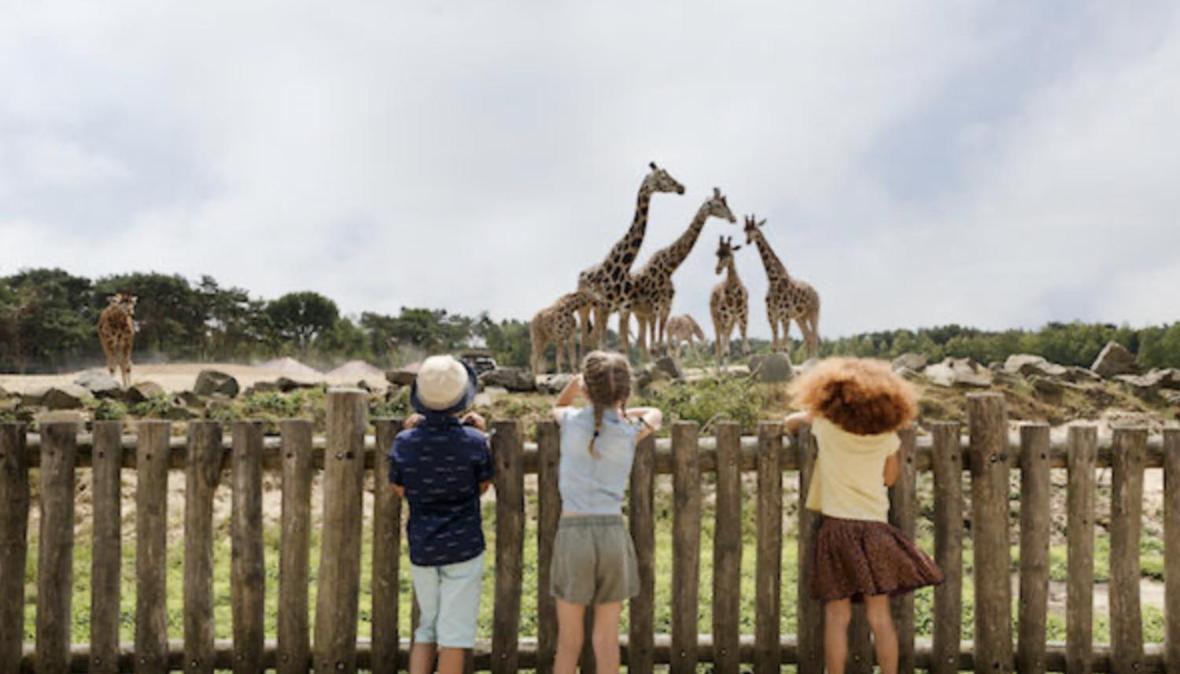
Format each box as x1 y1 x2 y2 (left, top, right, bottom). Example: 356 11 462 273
811 516 943 603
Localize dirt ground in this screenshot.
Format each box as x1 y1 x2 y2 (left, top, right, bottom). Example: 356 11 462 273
0 361 388 394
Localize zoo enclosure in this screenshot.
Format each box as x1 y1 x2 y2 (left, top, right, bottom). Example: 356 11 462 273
0 391 1178 674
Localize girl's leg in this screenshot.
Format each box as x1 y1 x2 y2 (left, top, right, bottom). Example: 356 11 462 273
554 599 586 674
824 599 852 674
591 602 623 674
864 594 898 674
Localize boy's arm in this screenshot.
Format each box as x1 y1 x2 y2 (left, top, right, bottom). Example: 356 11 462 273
784 411 812 434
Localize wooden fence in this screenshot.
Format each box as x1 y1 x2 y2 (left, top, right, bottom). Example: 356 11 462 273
0 390 1178 673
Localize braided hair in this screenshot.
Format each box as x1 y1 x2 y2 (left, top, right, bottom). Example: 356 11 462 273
581 351 633 457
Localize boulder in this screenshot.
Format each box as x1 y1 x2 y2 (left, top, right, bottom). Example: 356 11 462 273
923 358 994 388
74 371 122 398
536 374 574 395
194 369 240 398
0 385 8 399
1004 354 1068 378
20 385 51 407
755 352 794 384
42 385 92 410
173 390 203 408
652 356 683 381
277 376 318 392
1090 341 1138 377
124 381 166 404
479 367 536 392
1162 390 1180 406
244 381 280 396
1063 366 1102 383
386 363 421 387
748 354 767 373
896 367 925 382
892 353 928 372
1114 369 1180 400
1029 375 1065 403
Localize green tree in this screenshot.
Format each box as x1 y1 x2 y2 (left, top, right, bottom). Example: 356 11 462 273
265 292 340 350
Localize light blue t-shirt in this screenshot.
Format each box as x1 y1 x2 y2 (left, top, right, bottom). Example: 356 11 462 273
557 406 640 515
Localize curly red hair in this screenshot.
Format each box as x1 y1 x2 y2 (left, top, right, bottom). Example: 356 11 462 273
788 357 917 435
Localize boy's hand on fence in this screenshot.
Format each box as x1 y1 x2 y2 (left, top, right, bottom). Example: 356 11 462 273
403 414 425 430
461 412 487 432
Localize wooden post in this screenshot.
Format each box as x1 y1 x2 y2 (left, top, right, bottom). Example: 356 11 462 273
183 421 222 674
314 390 368 674
670 422 702 674
628 434 657 674
1165 428 1180 673
535 421 561 674
372 419 403 674
712 422 742 674
0 424 28 674
758 422 784 674
929 422 962 674
36 420 78 674
966 393 1012 673
847 608 874 674
278 420 314 674
492 420 525 674
90 421 123 674
1109 427 1146 674
889 427 919 674
1018 423 1051 674
136 420 171 674
232 422 265 674
1066 426 1097 674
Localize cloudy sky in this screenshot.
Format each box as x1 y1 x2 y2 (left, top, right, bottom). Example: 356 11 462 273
2 1 1177 338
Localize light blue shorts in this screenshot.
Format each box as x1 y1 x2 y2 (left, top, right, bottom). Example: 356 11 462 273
411 552 484 648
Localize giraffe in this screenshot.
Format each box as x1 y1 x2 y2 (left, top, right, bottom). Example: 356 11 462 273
97 293 137 388
664 314 707 360
530 291 594 374
577 162 685 353
622 187 736 358
710 235 749 363
743 215 821 358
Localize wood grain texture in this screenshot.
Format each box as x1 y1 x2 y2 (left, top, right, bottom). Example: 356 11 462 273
1018 424 1051 674
371 419 403 674
37 421 79 674
628 434 656 674
231 422 265 674
929 422 962 674
90 422 123 674
1165 428 1180 674
888 427 918 674
758 423 784 674
0 424 29 674
1066 425 1097 674
535 421 561 674
278 420 313 674
670 422 701 674
183 421 222 674
712 422 742 674
135 421 171 674
491 421 524 674
1109 427 1146 674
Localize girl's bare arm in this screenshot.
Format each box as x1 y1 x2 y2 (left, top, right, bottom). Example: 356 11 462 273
552 375 584 421
625 407 663 441
883 451 901 487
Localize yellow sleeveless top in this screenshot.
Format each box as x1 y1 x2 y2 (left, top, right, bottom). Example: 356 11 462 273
804 417 900 523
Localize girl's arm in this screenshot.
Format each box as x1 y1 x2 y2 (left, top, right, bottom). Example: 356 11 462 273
625 406 663 442
883 451 901 487
784 411 812 434
552 374 584 422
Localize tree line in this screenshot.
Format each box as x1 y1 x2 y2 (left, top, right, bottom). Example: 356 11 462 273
1 268 1177 373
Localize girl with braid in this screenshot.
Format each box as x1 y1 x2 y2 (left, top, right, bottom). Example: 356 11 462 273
550 351 662 674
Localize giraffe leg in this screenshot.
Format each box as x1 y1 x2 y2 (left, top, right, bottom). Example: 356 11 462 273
578 305 592 354
781 319 792 355
592 303 607 349
769 318 781 354
566 336 577 374
739 312 750 356
713 318 724 365
618 309 630 353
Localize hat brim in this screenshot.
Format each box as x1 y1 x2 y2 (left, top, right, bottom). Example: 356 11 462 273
410 361 478 415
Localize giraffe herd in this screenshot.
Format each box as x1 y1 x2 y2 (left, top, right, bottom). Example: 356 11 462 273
531 162 823 373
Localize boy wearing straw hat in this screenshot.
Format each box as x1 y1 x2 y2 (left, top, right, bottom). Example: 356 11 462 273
388 355 494 674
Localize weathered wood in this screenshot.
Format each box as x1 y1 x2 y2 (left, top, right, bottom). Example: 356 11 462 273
758 422 784 674
183 421 222 674
278 420 313 674
1165 428 1180 674
889 427 918 674
1109 427 1147 674
231 422 265 674
929 422 962 674
37 420 78 674
90 421 123 674
847 607 874 673
712 422 742 674
136 421 171 674
1066 425 1097 674
371 419 403 674
670 422 702 674
0 424 29 674
314 390 368 674
628 434 657 674
966 393 1013 673
492 420 525 674
535 421 561 674
1018 423 1052 674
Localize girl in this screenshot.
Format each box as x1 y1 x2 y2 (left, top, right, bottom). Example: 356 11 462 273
785 357 942 674
550 351 662 674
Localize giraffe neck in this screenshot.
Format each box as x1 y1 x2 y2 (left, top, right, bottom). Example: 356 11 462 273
600 186 653 278
724 257 743 290
750 229 789 283
650 204 711 275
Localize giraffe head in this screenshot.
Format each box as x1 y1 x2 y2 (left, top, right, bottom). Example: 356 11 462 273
743 214 767 245
714 235 741 274
108 293 138 315
703 187 737 224
642 162 686 195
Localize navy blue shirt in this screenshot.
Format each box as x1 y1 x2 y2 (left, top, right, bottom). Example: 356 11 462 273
389 413 494 566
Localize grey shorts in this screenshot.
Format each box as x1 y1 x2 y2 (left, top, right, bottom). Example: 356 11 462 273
550 515 640 605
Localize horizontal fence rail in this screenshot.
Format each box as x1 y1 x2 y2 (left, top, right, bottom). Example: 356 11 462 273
0 390 1177 674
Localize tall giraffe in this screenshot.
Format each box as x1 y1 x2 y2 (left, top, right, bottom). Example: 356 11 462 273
622 187 736 357
710 235 749 363
97 293 137 387
530 290 593 374
577 162 685 352
743 215 821 358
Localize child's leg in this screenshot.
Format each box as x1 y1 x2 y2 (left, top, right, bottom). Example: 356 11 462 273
409 643 437 674
823 599 852 674
409 564 443 674
554 599 586 674
436 554 485 674
864 594 898 674
591 602 623 674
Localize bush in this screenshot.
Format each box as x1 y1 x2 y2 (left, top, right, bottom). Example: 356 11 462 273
637 376 766 432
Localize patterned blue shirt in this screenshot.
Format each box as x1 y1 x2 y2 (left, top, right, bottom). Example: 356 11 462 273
389 413 494 566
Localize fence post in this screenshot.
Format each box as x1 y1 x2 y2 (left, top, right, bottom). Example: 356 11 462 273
0 424 29 674
536 421 561 674
795 424 820 674
1164 428 1180 673
1109 427 1146 674
671 422 702 674
889 427 919 674
232 422 265 674
712 422 742 674
90 421 123 674
491 420 524 674
279 420 314 674
628 434 657 674
930 422 962 674
758 422 784 674
184 421 222 674
1018 423 1051 674
314 389 368 674
36 420 78 674
136 420 171 674
372 419 404 674
967 393 1012 673
1066 426 1096 674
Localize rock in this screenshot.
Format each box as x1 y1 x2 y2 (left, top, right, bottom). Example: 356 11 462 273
748 354 767 373
1029 375 1064 403
0 385 8 398
1090 341 1139 377
163 404 198 421
194 369 240 398
896 367 925 382
124 381 166 404
1003 354 1068 378
923 358 994 388
386 363 421 387
36 411 84 425
892 353 928 372
173 391 203 408
536 374 574 395
276 376 318 392
754 352 794 384
1162 390 1180 406
1151 368 1180 390
244 381 280 396
479 367 536 392
652 356 683 381
1114 369 1180 400
1063 366 1102 383
20 385 51 407
74 371 122 398
41 385 92 410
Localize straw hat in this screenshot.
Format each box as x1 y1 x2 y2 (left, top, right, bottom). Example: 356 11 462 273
411 355 476 413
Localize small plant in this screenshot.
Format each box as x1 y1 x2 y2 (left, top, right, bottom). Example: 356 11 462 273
370 386 411 419
91 398 127 421
129 393 174 419
637 376 766 432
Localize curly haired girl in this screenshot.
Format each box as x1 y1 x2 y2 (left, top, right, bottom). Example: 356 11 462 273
785 357 942 674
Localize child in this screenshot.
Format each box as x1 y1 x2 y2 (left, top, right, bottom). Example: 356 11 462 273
550 351 662 674
389 355 493 674
785 357 942 674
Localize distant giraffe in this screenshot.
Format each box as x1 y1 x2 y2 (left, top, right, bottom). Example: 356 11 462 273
97 293 137 387
623 187 736 358
530 291 594 374
743 215 821 358
577 162 685 353
665 314 706 360
710 236 749 363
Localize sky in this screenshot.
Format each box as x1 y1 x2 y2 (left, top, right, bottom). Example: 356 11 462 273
1 1 1178 339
